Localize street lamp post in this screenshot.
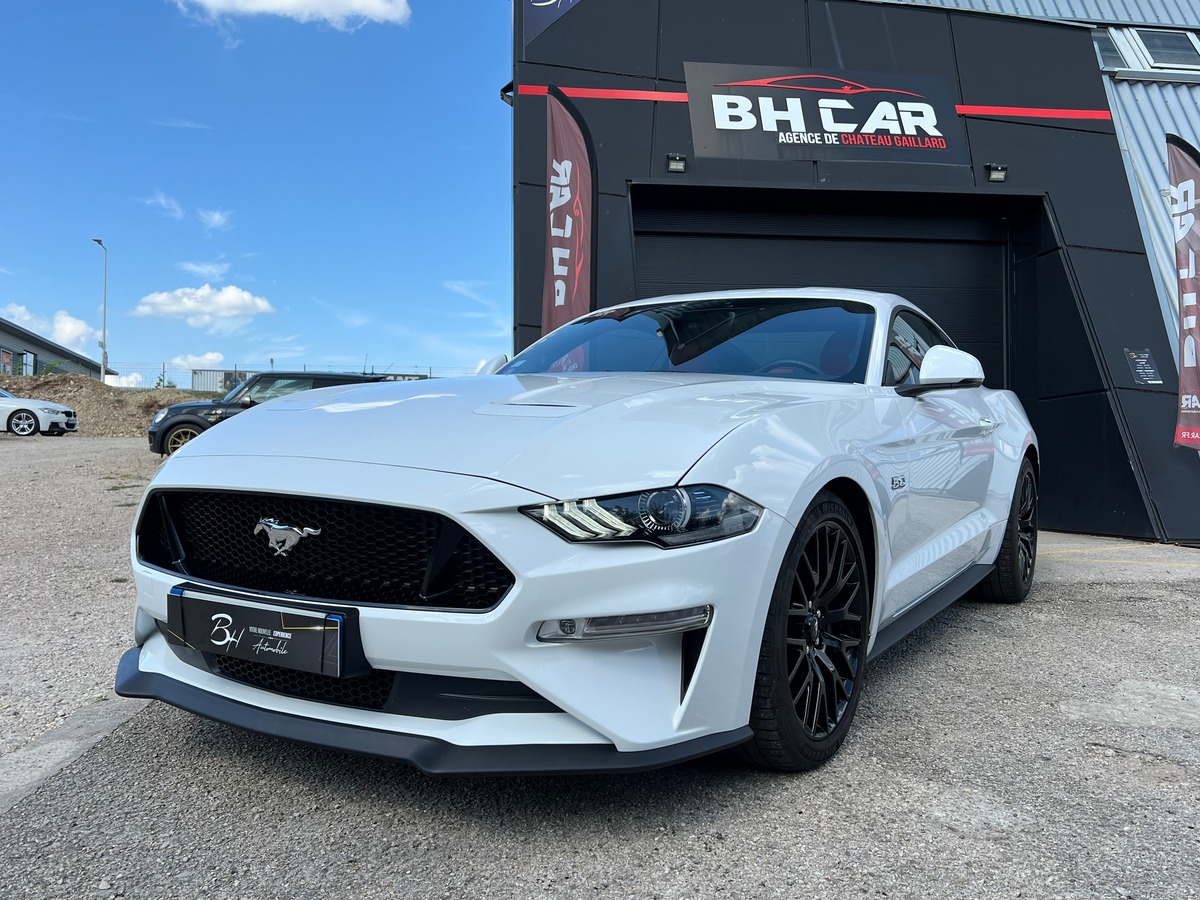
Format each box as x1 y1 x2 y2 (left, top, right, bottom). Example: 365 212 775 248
92 238 107 382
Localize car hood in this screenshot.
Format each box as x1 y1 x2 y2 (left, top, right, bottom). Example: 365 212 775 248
163 399 226 414
173 373 853 498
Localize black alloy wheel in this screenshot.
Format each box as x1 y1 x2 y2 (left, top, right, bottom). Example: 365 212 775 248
973 457 1038 604
741 490 870 771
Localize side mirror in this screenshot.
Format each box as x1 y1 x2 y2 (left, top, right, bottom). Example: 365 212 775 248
240 396 255 408
476 354 509 376
896 346 984 397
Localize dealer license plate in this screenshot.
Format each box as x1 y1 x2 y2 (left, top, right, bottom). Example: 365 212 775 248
176 594 343 677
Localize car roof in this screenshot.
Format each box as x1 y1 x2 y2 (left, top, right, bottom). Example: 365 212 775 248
585 287 914 318
248 371 383 380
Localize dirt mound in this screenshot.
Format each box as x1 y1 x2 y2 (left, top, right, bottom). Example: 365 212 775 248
0 374 217 438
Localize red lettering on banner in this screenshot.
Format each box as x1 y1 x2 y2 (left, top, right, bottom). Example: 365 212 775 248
1167 134 1200 450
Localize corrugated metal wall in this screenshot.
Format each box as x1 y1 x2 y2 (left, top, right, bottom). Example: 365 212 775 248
1106 79 1200 365
872 0 1200 27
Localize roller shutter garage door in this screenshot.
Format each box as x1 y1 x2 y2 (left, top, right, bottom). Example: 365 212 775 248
632 191 1008 387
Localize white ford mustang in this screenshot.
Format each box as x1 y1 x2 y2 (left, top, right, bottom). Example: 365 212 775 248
116 288 1038 774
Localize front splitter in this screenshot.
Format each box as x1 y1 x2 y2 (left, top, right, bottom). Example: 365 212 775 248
114 647 752 775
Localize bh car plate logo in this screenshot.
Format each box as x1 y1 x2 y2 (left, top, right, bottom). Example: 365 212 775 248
685 62 969 166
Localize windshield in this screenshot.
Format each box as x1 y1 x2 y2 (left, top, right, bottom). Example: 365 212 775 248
500 297 875 383
0 388 13 399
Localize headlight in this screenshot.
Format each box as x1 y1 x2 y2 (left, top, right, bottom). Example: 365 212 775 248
522 485 761 548
152 409 169 424
39 407 60 415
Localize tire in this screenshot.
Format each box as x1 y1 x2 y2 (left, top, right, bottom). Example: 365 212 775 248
973 457 1038 604
740 490 870 771
6 410 39 437
164 424 203 455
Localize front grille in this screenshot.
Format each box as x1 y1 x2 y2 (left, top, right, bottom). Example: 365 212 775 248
211 655 395 710
137 489 515 611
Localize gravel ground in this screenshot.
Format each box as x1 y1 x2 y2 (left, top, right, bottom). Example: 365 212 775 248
0 437 1197 899
0 436 160 753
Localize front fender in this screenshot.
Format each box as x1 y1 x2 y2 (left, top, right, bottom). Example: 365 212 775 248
160 415 215 432
682 408 898 648
681 401 898 529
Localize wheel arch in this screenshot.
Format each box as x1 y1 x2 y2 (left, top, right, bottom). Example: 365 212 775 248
1023 443 1040 482
820 476 877 616
164 415 211 431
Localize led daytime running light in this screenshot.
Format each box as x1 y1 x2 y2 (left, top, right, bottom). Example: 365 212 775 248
523 485 761 548
537 605 713 642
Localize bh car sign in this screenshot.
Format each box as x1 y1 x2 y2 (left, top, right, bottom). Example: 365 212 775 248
685 62 969 166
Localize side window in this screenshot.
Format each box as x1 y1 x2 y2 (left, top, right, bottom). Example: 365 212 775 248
247 377 314 402
884 311 949 387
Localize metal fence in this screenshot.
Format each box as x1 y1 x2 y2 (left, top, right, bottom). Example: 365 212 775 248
105 362 479 391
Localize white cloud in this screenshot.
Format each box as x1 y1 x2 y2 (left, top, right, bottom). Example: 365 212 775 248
52 312 100 352
106 373 144 388
174 0 411 29
0 267 13 276
313 298 369 328
1 303 99 353
133 283 274 333
152 118 211 129
170 351 226 367
444 280 510 339
179 261 231 280
41 110 91 123
1 303 40 329
197 208 233 231
146 190 184 220
242 333 306 362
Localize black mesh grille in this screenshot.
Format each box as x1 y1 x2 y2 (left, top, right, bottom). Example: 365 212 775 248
137 490 514 611
211 655 395 710
204 654 561 719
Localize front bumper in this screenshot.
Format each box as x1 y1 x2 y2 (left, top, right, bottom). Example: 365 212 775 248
146 423 171 453
42 412 77 434
120 453 794 772
115 647 750 774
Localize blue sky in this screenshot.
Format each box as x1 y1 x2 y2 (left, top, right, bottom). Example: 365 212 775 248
0 0 514 383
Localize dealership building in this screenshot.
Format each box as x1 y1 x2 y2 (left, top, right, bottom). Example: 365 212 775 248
0 316 109 379
509 0 1200 544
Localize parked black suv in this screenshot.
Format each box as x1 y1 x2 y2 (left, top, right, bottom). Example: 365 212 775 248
148 371 386 455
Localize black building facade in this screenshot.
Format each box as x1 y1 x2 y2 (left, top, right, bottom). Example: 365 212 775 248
511 0 1200 544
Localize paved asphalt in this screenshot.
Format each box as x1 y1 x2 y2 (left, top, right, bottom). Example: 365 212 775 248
0 438 1196 899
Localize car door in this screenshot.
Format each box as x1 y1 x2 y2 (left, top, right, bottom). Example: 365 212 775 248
882 310 997 615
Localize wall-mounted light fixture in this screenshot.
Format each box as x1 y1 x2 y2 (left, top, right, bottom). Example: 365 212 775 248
984 163 1008 183
666 153 687 174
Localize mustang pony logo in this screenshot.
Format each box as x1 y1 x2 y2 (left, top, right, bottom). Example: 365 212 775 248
254 518 321 556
